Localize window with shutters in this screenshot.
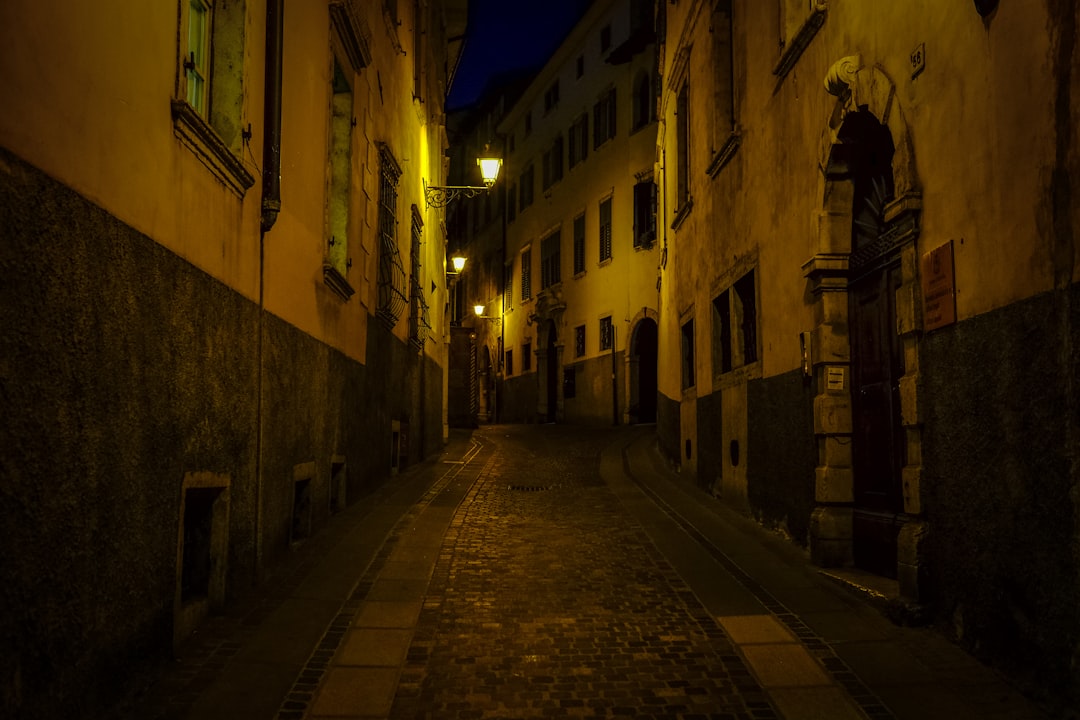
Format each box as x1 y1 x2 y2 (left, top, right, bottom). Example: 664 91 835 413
172 0 254 195
676 82 690 212
707 0 740 177
573 213 586 275
598 197 612 263
520 248 532 302
712 268 759 378
633 179 656 249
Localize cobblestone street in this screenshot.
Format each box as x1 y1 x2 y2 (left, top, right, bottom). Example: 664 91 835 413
121 425 1049 720
390 426 772 719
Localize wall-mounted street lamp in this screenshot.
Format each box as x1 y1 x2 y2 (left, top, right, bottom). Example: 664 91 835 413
473 303 500 320
447 254 466 276
424 150 502 209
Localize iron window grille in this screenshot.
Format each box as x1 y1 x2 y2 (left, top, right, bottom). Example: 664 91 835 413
376 143 407 329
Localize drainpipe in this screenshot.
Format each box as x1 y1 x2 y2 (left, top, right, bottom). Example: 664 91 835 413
255 0 283 580
261 0 284 232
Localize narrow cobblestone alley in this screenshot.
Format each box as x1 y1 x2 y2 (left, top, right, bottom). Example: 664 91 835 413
121 425 1049 720
386 426 774 719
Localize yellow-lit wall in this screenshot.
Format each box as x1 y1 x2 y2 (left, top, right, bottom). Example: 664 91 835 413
0 1 264 301
499 0 659 423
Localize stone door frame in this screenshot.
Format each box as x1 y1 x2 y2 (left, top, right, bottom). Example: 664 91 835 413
804 57 928 602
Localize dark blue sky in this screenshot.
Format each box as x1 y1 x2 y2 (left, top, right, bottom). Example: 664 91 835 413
447 0 594 110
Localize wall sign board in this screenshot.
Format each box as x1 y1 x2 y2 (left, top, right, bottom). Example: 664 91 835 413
921 240 957 332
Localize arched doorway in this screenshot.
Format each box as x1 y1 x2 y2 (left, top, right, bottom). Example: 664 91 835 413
842 110 905 577
808 59 925 597
630 318 658 423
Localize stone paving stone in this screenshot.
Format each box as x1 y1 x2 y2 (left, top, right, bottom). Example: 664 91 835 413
309 667 399 717
390 426 778 719
353 601 424 629
768 686 865 720
337 628 413 667
718 615 797 645
741 645 833 688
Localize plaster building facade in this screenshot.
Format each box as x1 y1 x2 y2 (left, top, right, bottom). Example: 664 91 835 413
491 0 661 427
445 77 529 428
655 0 1080 707
0 0 466 716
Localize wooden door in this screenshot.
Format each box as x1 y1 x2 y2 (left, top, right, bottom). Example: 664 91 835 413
849 261 905 577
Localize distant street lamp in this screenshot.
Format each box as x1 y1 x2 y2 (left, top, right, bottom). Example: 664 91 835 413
473 303 500 320
424 147 502 208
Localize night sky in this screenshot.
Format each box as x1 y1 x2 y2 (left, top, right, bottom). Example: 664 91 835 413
447 0 594 110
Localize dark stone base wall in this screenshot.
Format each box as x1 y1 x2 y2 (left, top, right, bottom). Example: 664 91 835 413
921 287 1080 708
563 352 624 426
0 148 443 719
656 391 681 465
499 372 538 423
695 391 722 492
746 369 816 547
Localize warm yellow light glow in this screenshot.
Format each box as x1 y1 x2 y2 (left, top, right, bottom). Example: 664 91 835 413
477 157 502 187
451 255 466 273
474 304 486 317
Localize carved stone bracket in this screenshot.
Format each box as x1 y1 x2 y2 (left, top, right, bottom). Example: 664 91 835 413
824 55 861 98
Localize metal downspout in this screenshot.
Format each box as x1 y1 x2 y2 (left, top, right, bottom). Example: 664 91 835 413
256 0 283 580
